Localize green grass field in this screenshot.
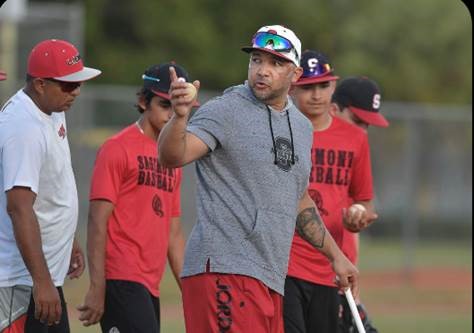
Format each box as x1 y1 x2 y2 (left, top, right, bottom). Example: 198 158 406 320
356 239 472 333
65 238 472 332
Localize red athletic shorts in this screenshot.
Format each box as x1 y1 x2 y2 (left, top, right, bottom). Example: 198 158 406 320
0 286 29 333
182 273 284 333
1 316 26 333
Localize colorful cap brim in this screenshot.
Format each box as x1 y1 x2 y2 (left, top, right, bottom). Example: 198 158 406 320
293 74 339 86
241 47 297 65
350 106 389 127
151 89 200 107
54 66 102 82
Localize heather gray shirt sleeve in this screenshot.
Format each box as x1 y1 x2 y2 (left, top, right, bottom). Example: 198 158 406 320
187 97 234 151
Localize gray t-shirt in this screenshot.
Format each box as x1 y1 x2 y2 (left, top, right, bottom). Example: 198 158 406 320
183 83 313 294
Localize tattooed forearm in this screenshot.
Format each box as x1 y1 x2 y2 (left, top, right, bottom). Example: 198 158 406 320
296 207 326 249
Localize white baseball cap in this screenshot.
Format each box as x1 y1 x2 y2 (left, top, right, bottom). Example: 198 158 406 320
242 25 301 66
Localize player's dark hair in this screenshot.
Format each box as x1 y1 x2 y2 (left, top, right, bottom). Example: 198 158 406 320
135 88 155 114
26 74 35 82
333 101 347 113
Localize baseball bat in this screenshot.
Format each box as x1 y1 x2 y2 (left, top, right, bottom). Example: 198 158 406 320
344 288 366 333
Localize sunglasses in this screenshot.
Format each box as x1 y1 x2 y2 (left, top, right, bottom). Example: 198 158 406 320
45 78 82 93
252 32 294 52
303 60 333 78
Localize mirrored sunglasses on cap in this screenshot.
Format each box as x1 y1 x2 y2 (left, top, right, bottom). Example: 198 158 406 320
303 61 333 78
252 32 294 52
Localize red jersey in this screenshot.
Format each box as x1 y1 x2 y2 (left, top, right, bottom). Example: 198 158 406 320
342 229 358 264
89 124 182 296
287 116 373 287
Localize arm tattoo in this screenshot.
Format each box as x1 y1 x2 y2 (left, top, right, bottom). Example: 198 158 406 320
296 207 326 249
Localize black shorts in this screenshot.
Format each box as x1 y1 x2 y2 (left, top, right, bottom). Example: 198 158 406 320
25 286 70 333
100 280 160 333
283 276 339 333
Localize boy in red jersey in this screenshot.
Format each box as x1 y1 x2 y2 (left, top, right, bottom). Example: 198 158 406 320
332 76 389 333
284 50 378 333
78 63 193 332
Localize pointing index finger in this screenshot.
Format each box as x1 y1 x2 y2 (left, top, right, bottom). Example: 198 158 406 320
169 66 178 83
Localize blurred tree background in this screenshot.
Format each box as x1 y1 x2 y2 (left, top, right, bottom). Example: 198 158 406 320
30 0 471 105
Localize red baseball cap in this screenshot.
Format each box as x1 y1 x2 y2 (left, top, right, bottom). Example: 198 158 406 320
27 39 101 82
0 70 6 81
332 76 389 128
293 50 339 86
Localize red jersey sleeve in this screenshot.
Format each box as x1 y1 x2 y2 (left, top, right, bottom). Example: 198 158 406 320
171 168 182 217
349 134 374 201
89 139 128 204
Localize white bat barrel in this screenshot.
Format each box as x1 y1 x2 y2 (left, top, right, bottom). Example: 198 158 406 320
344 288 366 333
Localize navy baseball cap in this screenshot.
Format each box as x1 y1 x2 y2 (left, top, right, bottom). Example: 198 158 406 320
142 63 199 106
332 76 389 128
142 63 188 100
293 50 339 86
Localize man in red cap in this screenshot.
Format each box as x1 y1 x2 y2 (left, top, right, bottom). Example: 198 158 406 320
0 39 100 332
77 63 194 332
285 50 378 333
332 76 389 333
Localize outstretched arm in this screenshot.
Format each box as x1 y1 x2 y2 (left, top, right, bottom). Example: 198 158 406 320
296 190 359 296
158 67 208 167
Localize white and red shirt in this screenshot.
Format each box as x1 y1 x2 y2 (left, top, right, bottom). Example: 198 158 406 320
0 89 78 287
89 124 182 297
287 116 373 287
